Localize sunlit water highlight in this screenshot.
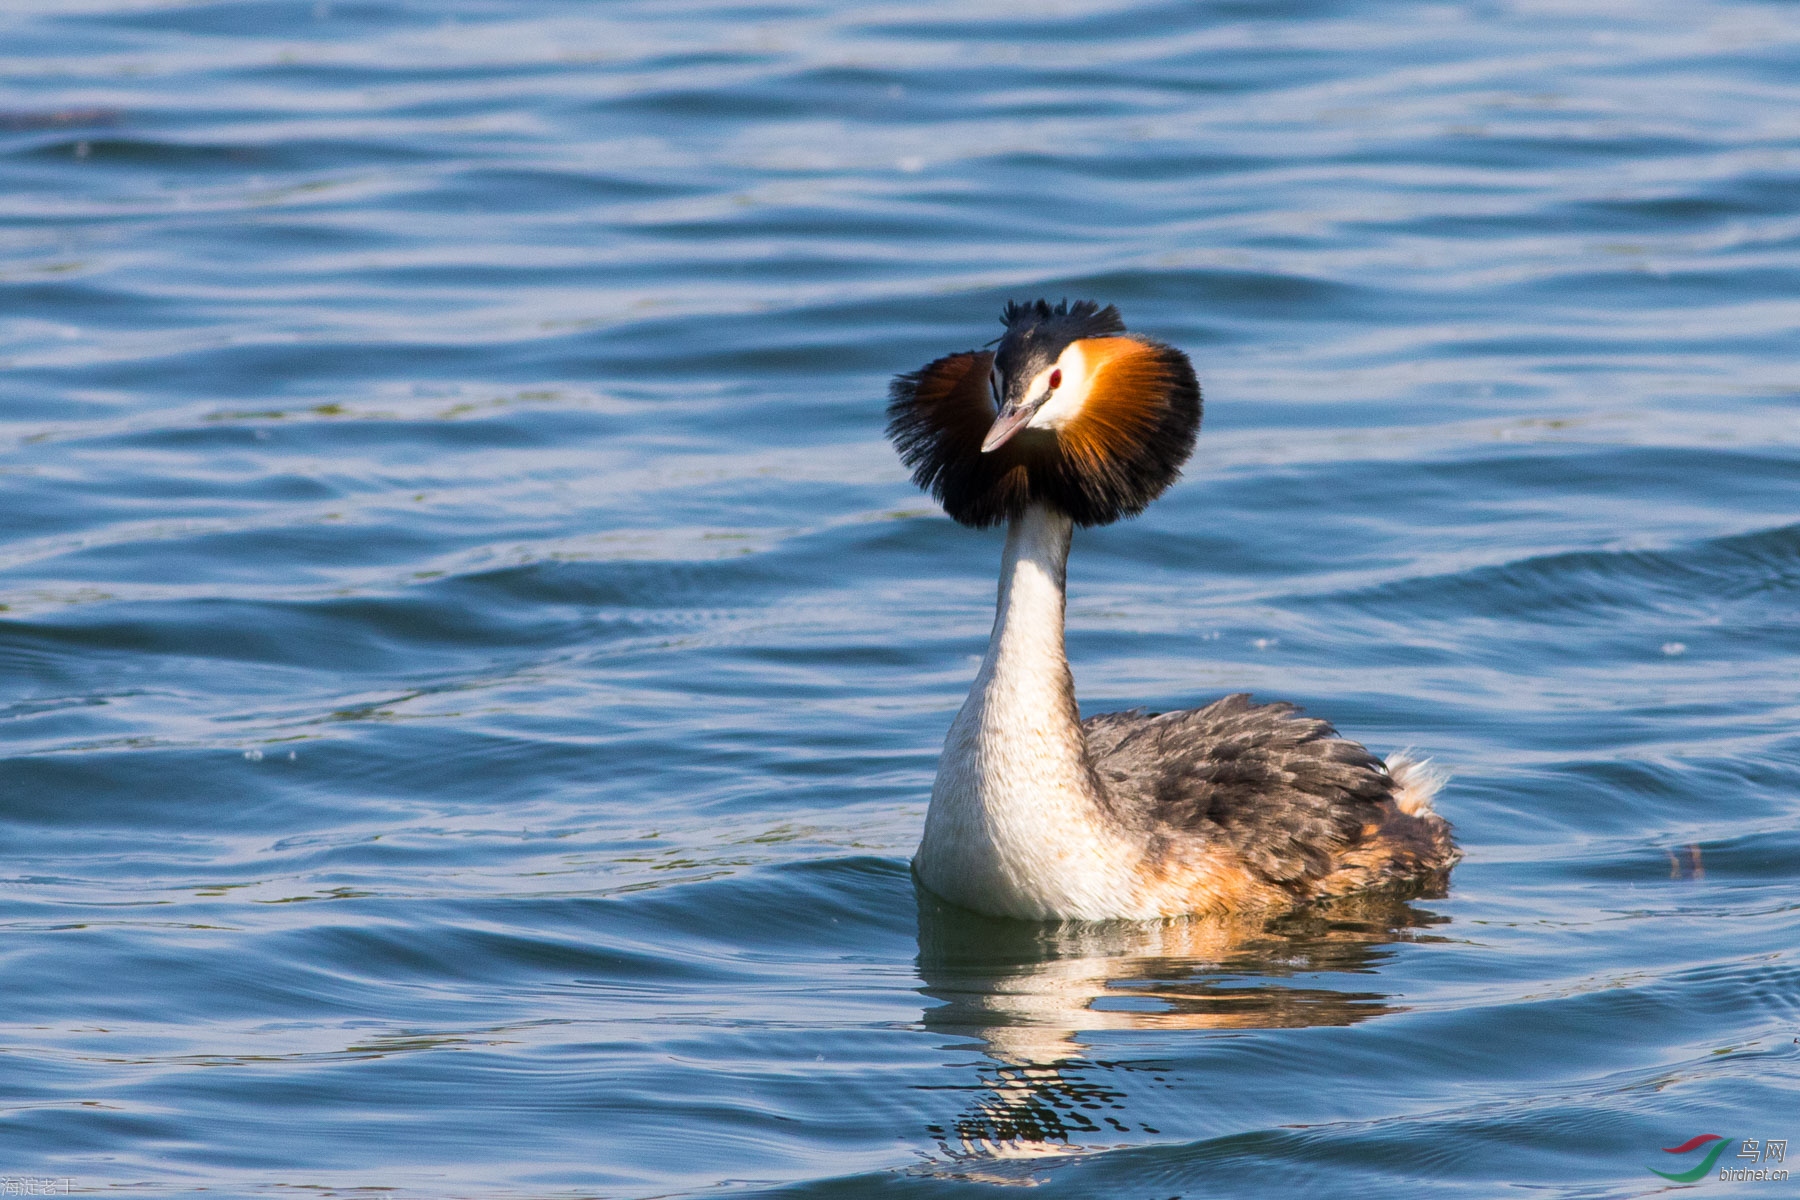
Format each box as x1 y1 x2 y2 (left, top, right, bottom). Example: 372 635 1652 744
1 0 1798 1196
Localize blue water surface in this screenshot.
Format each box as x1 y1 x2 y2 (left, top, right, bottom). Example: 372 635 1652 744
2 0 1798 1195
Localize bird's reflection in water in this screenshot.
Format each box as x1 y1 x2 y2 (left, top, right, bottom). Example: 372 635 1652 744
912 878 1450 1179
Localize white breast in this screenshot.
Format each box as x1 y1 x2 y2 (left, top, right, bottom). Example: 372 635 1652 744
913 505 1155 921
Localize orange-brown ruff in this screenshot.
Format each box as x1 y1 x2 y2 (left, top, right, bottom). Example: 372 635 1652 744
887 299 1459 921
888 308 1198 529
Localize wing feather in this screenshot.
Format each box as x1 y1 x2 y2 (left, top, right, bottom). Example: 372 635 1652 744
1082 693 1447 891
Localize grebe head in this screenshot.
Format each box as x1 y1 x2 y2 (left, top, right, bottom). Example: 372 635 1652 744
886 299 1201 528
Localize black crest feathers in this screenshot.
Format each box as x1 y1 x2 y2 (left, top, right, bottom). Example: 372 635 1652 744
886 299 1201 528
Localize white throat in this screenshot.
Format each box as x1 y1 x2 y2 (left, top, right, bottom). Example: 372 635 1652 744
914 505 1142 920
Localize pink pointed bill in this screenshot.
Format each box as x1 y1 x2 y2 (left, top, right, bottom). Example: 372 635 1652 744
981 405 1035 453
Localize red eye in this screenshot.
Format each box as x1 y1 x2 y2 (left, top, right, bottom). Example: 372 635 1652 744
1048 369 1062 390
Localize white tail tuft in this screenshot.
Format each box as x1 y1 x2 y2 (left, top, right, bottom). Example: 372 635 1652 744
1385 751 1448 816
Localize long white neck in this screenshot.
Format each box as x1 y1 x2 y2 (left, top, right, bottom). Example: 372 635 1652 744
975 502 1081 744
915 505 1141 920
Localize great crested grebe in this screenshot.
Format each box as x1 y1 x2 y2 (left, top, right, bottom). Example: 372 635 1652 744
887 299 1458 921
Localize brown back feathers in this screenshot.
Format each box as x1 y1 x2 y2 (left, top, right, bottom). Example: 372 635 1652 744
886 302 1201 527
